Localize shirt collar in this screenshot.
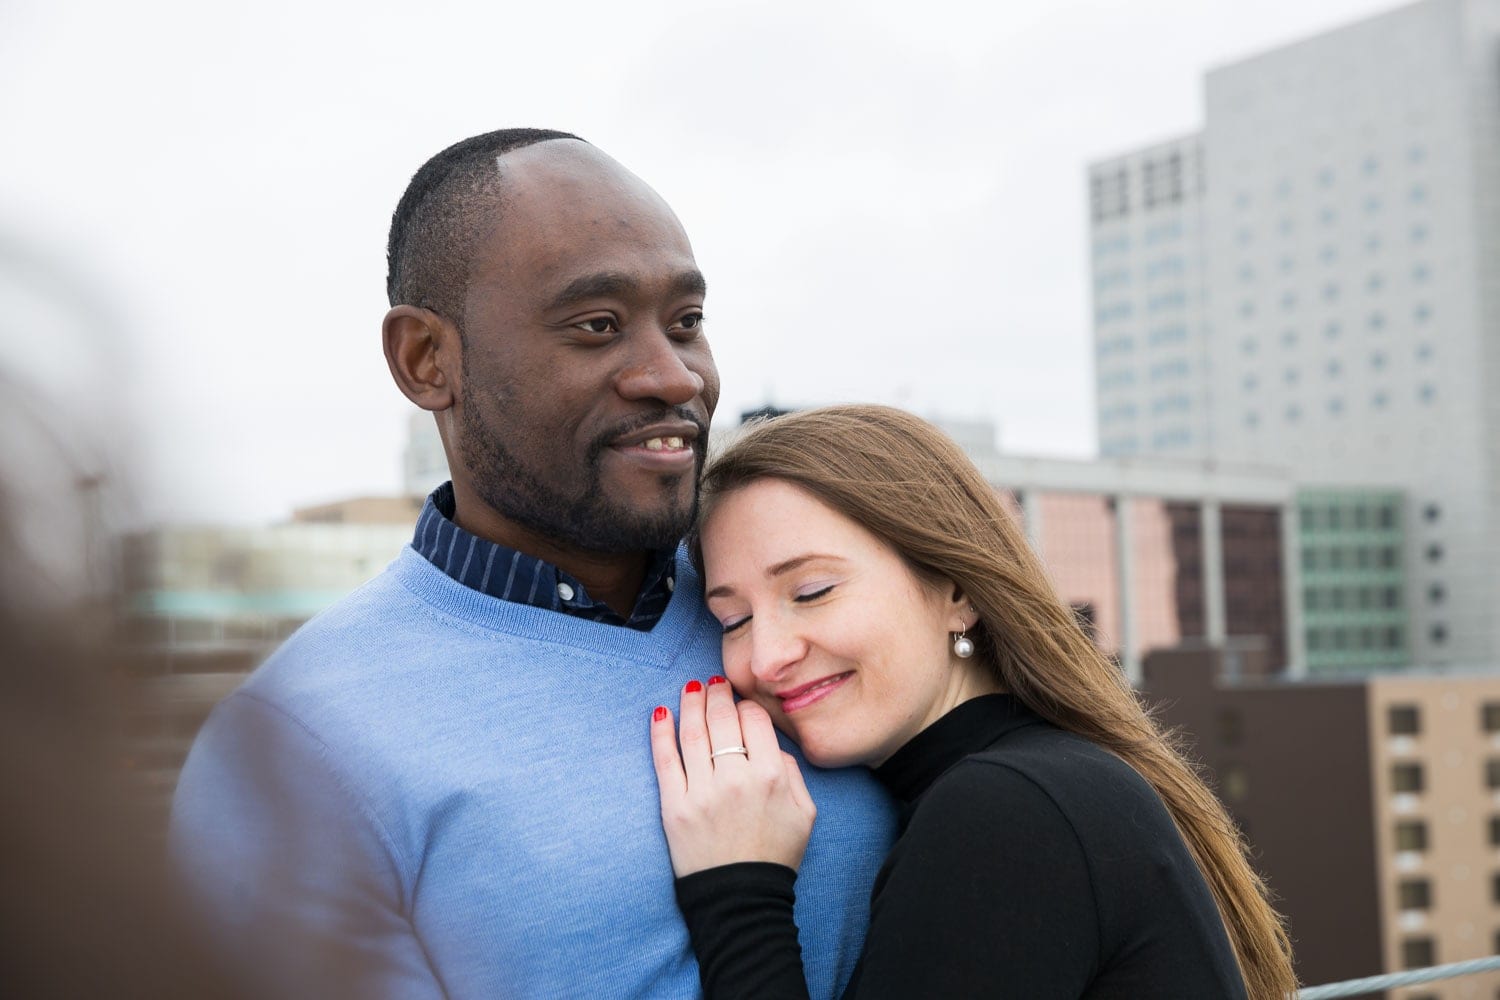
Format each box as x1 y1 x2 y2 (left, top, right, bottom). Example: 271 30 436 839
411 482 677 632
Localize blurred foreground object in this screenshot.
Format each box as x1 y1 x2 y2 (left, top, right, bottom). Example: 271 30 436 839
0 229 261 997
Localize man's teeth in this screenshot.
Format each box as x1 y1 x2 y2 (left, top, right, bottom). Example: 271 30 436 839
643 437 686 451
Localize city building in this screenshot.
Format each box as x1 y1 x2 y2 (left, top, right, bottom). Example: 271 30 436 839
967 448 1302 682
118 521 412 805
292 494 424 525
1088 0 1500 668
1145 644 1500 998
1089 134 1211 460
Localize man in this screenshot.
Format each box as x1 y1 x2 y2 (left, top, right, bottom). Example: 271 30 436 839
171 129 894 999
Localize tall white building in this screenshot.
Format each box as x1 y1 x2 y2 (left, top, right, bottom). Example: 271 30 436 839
1090 135 1212 460
1089 0 1500 668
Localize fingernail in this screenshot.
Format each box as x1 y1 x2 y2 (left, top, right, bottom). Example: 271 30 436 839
684 679 703 694
653 706 668 722
708 676 727 686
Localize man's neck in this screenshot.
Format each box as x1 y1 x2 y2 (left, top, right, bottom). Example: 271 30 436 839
449 488 651 619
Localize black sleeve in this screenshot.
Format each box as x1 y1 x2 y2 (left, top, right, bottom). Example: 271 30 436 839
845 762 1100 999
674 862 813 1000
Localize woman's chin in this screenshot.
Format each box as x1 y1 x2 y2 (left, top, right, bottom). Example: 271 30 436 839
796 740 867 771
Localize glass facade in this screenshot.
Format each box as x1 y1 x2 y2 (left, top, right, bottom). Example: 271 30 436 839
1298 489 1409 672
1222 505 1287 669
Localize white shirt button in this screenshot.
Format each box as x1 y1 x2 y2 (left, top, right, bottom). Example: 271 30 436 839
666 575 675 593
557 582 576 602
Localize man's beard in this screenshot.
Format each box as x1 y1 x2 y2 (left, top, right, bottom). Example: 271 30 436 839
458 402 705 554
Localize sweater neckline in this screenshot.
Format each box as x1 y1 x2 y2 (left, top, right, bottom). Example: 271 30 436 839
388 545 714 669
873 694 1041 804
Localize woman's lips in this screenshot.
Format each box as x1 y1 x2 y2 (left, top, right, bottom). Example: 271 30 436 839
778 672 853 714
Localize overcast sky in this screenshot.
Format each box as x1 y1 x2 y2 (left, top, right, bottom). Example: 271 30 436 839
0 0 1401 526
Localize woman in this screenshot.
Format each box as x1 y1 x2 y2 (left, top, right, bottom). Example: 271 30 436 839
649 405 1295 999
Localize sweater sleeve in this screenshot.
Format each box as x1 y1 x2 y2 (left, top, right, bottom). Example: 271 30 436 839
675 862 814 1000
845 761 1100 999
170 692 446 1000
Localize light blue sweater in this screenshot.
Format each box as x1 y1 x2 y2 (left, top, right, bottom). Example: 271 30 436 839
171 546 895 999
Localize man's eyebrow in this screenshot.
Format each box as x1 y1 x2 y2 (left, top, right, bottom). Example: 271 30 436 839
704 553 843 601
546 269 707 312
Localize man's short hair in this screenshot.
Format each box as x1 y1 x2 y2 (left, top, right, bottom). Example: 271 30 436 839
386 128 583 325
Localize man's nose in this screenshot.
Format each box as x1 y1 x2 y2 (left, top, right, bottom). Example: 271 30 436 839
615 329 705 406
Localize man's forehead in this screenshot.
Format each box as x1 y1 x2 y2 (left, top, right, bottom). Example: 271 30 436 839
493 139 655 209
465 137 699 305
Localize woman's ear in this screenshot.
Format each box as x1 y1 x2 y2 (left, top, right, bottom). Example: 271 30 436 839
944 583 975 633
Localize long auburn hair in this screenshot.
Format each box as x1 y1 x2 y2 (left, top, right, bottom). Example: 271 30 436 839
691 404 1296 1000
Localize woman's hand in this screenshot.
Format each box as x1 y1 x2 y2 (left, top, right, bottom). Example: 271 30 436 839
651 678 817 878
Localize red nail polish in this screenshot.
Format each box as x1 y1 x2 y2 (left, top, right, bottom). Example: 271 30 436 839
708 676 727 686
653 706 667 722
684 679 703 694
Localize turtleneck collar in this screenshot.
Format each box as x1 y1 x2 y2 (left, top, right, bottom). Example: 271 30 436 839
872 694 1044 805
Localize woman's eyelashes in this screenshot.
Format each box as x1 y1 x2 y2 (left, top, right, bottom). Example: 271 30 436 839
793 583 837 603
717 582 840 634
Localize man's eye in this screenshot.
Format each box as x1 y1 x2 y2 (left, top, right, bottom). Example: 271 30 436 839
575 318 617 334
672 312 705 334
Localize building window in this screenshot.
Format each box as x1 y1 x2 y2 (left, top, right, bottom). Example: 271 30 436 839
1486 758 1500 789
1429 583 1445 604
1426 544 1444 563
1401 937 1434 969
1432 624 1448 645
1221 765 1249 802
1393 763 1425 794
1395 820 1428 851
1484 703 1500 732
1389 706 1420 736
1490 815 1500 846
1398 878 1432 910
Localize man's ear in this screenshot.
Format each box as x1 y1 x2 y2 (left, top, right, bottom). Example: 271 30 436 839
383 305 460 411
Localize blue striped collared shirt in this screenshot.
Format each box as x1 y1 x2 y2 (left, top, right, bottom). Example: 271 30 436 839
411 483 676 631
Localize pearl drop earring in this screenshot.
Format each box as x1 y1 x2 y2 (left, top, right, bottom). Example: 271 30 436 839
952 625 975 659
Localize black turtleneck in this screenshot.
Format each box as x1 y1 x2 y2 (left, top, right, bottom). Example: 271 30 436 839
674 694 1247 1000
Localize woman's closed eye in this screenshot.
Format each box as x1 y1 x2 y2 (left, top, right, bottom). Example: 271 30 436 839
794 583 836 603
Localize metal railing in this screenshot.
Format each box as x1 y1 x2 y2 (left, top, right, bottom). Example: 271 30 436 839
1299 955 1500 998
